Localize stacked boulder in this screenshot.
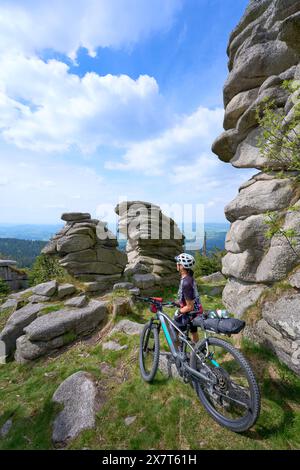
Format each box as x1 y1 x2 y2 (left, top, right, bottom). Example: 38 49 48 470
212 0 300 374
42 212 127 293
115 201 184 291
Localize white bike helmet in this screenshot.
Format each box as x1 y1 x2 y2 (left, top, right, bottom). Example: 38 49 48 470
175 253 195 269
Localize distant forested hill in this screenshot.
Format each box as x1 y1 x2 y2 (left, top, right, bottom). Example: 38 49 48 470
0 222 228 269
0 238 47 268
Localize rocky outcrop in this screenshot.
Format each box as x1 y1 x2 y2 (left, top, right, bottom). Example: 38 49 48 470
0 280 109 363
42 212 127 293
0 302 44 361
115 201 184 291
212 0 300 374
256 291 300 375
0 260 28 291
15 299 108 363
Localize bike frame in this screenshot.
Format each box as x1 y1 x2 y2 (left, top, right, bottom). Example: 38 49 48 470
150 307 218 385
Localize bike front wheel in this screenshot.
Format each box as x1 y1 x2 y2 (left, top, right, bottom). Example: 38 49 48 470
190 336 260 433
139 321 160 382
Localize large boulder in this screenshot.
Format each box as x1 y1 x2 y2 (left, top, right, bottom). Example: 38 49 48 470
222 278 268 318
222 250 262 282
52 371 97 446
225 178 294 222
225 213 270 253
256 291 300 375
14 300 109 362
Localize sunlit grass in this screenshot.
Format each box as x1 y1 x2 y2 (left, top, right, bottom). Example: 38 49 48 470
0 291 299 450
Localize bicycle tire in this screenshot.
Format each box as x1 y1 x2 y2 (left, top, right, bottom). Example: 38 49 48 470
190 336 261 433
139 321 160 382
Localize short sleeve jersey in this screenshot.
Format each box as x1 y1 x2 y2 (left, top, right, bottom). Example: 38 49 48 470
177 274 201 312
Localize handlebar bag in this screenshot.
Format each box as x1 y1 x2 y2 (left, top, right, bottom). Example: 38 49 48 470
192 317 245 335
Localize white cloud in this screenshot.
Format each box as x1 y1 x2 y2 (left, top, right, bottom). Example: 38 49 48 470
105 107 224 174
0 53 168 152
0 1 182 153
0 0 183 58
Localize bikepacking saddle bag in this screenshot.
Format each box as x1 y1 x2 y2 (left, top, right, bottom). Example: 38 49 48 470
192 316 245 335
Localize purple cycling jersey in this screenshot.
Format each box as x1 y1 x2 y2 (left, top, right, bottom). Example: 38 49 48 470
177 274 202 312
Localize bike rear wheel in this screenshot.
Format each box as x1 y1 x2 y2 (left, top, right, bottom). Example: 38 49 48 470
190 336 260 433
139 321 160 382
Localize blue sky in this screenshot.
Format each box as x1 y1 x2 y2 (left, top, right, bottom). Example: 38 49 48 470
0 0 254 225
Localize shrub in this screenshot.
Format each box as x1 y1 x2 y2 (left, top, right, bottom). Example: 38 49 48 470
194 249 225 277
256 80 300 247
28 254 68 286
0 278 10 297
256 80 300 175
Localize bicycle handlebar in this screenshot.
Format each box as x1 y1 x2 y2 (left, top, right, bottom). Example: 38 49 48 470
135 296 177 307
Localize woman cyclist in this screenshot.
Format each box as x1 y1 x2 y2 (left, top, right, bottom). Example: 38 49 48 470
173 253 203 343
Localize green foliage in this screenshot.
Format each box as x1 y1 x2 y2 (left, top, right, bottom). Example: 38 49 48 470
256 80 300 245
194 249 225 278
28 254 68 287
264 208 299 251
256 80 300 176
39 304 64 316
0 278 10 297
0 239 47 268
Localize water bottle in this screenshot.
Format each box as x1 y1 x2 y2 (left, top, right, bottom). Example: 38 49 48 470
208 310 217 319
216 309 230 319
208 309 229 319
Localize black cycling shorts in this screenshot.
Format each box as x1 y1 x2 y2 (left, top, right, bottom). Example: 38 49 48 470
173 313 198 333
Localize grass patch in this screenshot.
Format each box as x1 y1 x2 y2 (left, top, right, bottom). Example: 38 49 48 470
39 304 65 316
0 307 15 331
62 331 78 345
0 291 299 450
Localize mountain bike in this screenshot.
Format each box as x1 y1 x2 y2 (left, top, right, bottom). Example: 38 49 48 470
137 296 261 433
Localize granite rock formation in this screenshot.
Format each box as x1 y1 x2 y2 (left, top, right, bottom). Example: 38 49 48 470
0 280 108 363
15 299 108 363
42 212 127 293
212 0 300 374
115 201 184 291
